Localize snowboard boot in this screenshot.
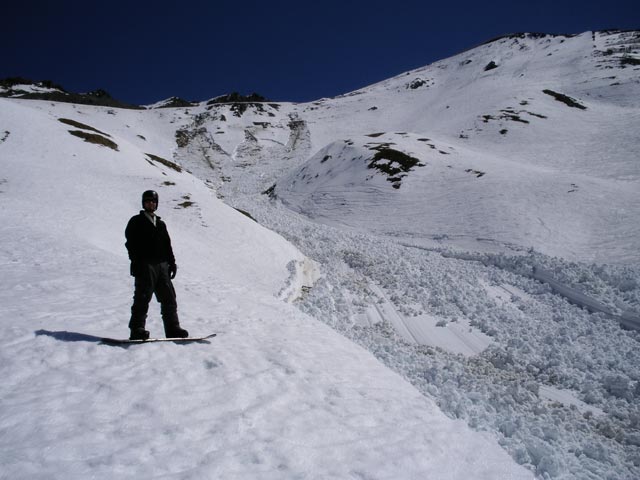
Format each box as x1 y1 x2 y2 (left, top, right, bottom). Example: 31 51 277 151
130 328 150 340
165 327 189 338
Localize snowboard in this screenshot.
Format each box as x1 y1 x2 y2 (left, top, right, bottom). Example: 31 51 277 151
101 333 216 345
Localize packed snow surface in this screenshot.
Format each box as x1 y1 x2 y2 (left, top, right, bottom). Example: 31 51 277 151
2 30 640 479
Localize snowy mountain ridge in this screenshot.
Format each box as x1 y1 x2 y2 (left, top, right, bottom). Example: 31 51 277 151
270 30 639 264
1 30 639 479
142 29 640 263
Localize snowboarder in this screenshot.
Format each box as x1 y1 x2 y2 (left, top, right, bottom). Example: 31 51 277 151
125 190 188 340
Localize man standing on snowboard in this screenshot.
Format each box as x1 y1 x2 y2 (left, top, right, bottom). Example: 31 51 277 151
125 190 188 340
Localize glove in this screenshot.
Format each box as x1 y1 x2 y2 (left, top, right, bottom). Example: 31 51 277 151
130 261 142 277
169 263 178 279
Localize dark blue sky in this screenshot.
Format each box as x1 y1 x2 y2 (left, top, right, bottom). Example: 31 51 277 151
4 0 638 105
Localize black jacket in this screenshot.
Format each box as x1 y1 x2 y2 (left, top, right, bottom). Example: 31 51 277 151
125 211 176 266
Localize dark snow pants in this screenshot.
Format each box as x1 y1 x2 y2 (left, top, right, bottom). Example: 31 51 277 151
129 262 180 334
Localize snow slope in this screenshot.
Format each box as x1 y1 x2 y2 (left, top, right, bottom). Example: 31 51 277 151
166 30 640 479
0 98 533 478
273 31 640 265
2 29 639 480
